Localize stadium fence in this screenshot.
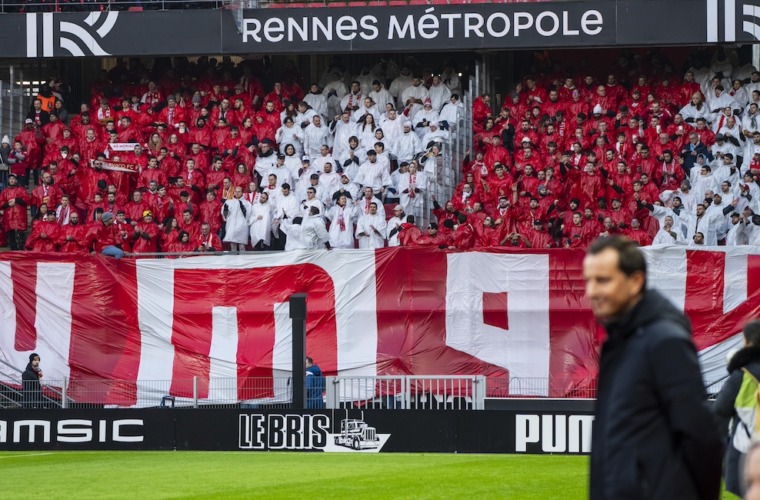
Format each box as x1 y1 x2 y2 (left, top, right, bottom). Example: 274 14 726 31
1 374 494 409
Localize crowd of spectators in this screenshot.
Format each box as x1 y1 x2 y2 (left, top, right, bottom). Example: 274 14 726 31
451 47 760 249
3 48 760 256
0 55 462 255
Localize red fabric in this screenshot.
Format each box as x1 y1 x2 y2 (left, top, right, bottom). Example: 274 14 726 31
0 249 757 403
0 186 30 231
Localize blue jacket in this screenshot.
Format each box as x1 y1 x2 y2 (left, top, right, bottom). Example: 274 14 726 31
680 142 712 173
305 364 325 409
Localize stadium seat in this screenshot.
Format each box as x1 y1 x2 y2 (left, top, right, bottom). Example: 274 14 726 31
348 1 368 5
327 1 348 5
430 0 448 4
448 0 470 4
368 0 388 5
384 203 397 219
127 6 144 11
408 0 428 4
388 0 407 4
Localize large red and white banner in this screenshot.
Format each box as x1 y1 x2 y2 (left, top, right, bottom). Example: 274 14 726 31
1 247 759 405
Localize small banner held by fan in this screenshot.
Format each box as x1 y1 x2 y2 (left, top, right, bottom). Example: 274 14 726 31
90 159 139 173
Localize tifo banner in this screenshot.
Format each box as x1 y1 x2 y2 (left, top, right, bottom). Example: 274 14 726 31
0 406 594 454
0 1 745 59
0 247 759 406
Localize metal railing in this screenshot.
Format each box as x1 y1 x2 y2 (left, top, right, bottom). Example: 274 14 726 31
0 375 493 409
325 375 486 410
0 71 31 188
0 377 294 409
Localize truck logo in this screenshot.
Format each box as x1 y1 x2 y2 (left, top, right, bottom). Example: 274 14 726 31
238 411 391 452
332 411 380 451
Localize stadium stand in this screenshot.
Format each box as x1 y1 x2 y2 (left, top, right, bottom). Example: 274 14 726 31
1 47 760 254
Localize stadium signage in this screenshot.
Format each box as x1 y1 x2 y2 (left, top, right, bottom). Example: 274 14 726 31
0 0 750 58
1 406 595 453
237 4 614 51
238 412 391 452
515 414 594 453
239 414 330 450
0 418 143 444
241 8 605 44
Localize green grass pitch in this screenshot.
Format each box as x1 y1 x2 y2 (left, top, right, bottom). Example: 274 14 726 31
0 451 740 499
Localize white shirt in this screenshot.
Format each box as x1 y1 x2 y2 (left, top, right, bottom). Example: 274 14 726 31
354 160 392 194
355 212 387 249
303 92 328 119
276 125 304 156
428 83 452 111
386 215 405 247
327 203 357 249
369 87 394 112
275 192 300 220
303 123 333 158
301 214 330 249
400 84 429 117
222 197 252 244
652 228 683 246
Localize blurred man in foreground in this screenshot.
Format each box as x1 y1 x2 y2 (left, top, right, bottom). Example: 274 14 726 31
584 236 723 500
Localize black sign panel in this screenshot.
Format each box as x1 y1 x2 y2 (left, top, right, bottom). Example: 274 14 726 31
0 409 174 451
0 404 594 454
0 0 753 59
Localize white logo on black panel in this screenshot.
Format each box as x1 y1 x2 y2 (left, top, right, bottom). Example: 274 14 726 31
707 0 760 42
238 411 391 452
26 12 119 58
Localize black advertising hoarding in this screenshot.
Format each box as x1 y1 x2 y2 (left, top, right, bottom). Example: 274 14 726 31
0 409 174 451
0 405 594 454
2 0 759 59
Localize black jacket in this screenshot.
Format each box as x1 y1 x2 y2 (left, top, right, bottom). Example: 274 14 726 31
21 363 42 408
590 289 724 500
713 345 760 496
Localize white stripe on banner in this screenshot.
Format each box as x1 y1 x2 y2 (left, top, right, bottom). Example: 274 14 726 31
725 0 737 42
136 260 175 405
272 302 292 373
446 253 551 396
724 252 748 312
643 246 687 311
0 261 19 377
272 302 295 402
207 306 239 402
164 251 379 377
700 331 743 390
42 13 53 57
34 263 75 382
26 14 37 58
